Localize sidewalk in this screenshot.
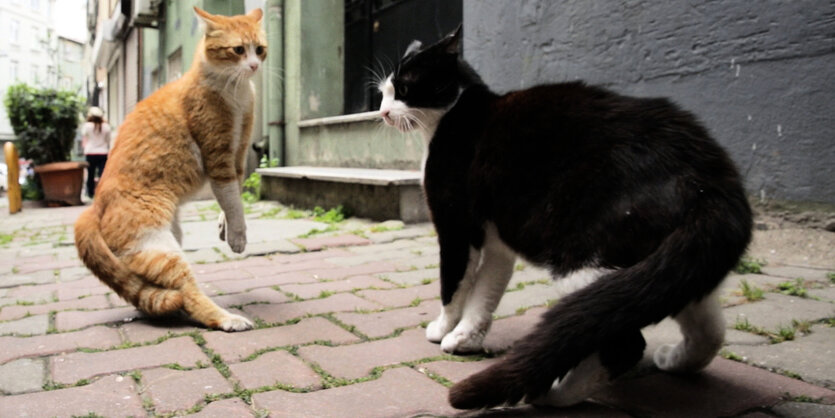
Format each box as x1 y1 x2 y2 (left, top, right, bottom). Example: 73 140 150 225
0 199 833 417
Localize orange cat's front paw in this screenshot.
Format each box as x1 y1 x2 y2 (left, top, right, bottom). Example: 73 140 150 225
219 312 254 332
227 229 247 253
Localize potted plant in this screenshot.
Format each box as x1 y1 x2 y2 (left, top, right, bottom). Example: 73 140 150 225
4 83 86 206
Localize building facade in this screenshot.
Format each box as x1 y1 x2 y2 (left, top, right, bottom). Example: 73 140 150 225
0 0 57 141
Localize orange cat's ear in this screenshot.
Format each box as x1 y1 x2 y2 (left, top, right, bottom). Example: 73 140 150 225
194 7 220 29
247 8 263 22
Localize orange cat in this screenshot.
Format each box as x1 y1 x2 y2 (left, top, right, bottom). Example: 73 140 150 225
74 7 266 331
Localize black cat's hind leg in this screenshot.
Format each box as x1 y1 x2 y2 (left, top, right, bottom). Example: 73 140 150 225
533 329 646 407
654 289 725 372
440 223 516 353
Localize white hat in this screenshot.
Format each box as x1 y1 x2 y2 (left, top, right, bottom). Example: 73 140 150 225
87 106 104 118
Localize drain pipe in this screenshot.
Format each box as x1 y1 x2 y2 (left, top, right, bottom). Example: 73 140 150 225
264 0 285 166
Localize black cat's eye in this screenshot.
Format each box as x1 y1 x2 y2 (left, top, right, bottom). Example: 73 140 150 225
397 84 408 97
233 46 245 55
255 46 264 55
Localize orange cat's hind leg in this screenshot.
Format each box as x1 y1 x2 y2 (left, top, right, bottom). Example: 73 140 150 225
124 227 253 332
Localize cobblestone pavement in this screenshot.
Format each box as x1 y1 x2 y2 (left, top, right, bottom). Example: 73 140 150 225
0 200 833 417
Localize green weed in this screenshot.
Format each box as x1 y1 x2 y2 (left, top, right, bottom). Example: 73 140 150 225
734 256 764 274
777 278 807 298
739 279 764 302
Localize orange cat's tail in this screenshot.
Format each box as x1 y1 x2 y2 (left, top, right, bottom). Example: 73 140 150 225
74 206 183 314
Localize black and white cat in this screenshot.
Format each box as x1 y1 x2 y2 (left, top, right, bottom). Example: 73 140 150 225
379 27 752 410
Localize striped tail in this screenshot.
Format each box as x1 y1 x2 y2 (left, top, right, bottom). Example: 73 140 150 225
74 206 183 315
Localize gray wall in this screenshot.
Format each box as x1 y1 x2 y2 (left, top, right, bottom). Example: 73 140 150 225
464 0 835 204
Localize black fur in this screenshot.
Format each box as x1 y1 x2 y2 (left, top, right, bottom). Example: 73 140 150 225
389 29 752 409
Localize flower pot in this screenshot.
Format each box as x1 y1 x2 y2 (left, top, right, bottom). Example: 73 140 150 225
34 161 89 206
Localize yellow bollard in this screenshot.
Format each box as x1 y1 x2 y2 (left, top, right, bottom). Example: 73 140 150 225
4 142 22 214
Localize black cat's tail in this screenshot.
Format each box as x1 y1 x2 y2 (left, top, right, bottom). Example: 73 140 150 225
448 191 751 409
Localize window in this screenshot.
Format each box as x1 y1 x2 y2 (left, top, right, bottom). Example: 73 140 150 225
31 26 40 49
10 20 20 44
167 48 182 81
10 61 19 81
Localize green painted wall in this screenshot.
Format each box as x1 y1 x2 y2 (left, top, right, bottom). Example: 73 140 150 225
298 121 423 170
283 0 344 166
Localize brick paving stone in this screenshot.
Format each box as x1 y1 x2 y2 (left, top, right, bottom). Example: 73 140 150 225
1 270 57 287
420 359 499 384
298 328 443 380
312 261 402 280
593 358 835 418
252 367 457 418
484 307 547 353
193 256 276 273
0 314 49 336
0 294 110 321
723 293 834 332
55 284 111 301
337 238 418 253
279 275 394 300
142 367 234 414
191 398 255 418
0 326 122 364
51 336 209 384
8 277 101 299
213 287 290 307
16 259 78 275
378 268 440 286
771 402 835 418
120 319 201 344
195 268 255 282
366 227 431 244
107 292 131 307
394 255 443 271
242 260 335 279
0 358 45 394
495 283 565 317
321 250 408 267
209 272 320 294
809 285 835 302
726 325 835 388
334 302 437 338
204 317 360 362
229 349 322 390
290 234 371 251
356 282 439 307
54 306 141 331
243 293 382 324
762 266 832 281
0 374 145 417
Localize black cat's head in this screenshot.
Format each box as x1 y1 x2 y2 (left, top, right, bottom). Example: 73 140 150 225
379 26 462 132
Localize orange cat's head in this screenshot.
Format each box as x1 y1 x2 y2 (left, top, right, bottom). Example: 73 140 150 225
194 7 267 76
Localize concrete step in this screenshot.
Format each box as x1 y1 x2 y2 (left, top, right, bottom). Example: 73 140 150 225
258 166 429 223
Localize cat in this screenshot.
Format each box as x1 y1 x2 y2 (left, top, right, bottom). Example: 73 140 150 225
74 7 266 332
379 27 752 409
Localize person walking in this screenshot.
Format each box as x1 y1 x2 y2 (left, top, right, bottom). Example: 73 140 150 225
81 107 111 199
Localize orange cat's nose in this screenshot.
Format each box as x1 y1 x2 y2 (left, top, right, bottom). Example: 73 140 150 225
249 62 259 71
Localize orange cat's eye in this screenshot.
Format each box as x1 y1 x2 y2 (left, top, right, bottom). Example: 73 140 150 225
255 46 264 55
233 46 245 55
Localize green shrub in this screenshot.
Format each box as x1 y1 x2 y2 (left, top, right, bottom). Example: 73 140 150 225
4 83 84 165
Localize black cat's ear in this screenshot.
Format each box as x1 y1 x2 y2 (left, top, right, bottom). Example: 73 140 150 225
403 40 423 59
440 24 462 55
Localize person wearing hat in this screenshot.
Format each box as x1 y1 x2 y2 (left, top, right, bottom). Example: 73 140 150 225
81 107 112 199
